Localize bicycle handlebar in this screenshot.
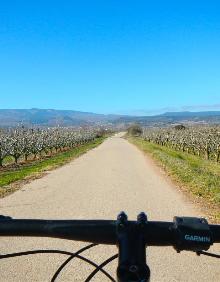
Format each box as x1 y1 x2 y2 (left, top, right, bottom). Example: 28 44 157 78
1 213 220 282
0 217 220 246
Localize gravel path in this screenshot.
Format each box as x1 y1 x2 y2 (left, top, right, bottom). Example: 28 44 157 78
0 134 219 281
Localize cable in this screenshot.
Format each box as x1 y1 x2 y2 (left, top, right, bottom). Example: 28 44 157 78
85 254 118 282
51 244 97 282
0 249 115 280
0 250 74 259
50 244 115 282
196 251 220 258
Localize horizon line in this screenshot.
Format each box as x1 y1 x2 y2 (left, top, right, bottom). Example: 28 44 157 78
1 107 220 117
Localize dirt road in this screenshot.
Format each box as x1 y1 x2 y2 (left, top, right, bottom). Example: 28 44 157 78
0 134 219 281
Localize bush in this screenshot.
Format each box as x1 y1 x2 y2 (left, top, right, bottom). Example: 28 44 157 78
95 129 107 138
174 124 186 130
127 125 143 136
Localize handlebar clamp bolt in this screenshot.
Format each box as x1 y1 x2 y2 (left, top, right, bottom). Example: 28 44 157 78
129 265 139 273
137 212 148 226
117 212 128 229
117 211 128 222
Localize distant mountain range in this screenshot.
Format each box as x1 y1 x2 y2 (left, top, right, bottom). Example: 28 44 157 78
0 109 119 127
0 108 220 127
117 111 220 126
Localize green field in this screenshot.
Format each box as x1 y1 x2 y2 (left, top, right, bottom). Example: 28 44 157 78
0 137 105 197
129 137 220 220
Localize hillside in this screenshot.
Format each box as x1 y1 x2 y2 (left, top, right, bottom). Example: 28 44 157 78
115 111 220 126
0 109 220 127
0 109 120 127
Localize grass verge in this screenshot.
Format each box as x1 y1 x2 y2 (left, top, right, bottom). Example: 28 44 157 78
128 137 220 221
0 137 106 198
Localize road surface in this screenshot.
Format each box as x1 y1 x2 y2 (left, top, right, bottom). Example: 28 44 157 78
0 134 219 281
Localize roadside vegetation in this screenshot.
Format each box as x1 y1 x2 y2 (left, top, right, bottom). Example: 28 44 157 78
0 135 106 198
127 124 143 136
142 125 220 162
0 127 100 166
127 126 220 220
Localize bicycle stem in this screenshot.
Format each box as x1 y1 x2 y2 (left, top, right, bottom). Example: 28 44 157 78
116 212 150 282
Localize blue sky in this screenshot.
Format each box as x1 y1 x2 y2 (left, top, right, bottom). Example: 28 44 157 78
0 1 220 115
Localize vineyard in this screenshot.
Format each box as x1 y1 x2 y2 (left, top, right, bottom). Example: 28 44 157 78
0 127 98 167
142 126 220 162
